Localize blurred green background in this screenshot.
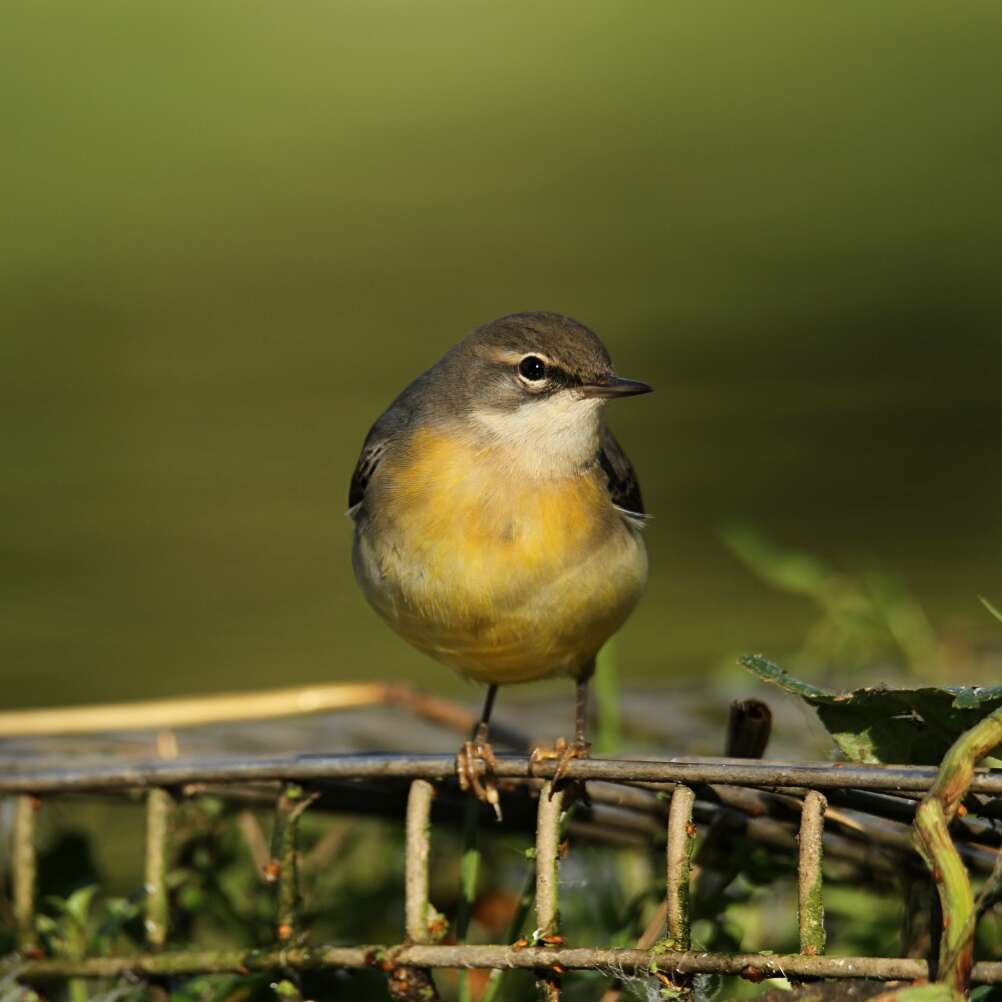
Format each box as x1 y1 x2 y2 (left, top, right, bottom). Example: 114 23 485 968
3 1 1001 709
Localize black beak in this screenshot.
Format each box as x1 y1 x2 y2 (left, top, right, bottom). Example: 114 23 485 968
579 375 653 399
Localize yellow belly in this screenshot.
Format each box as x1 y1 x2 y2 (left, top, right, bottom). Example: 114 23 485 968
353 428 647 683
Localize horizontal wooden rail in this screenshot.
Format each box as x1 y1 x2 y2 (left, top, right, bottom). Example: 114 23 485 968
13 945 1002 983
3 752 1002 796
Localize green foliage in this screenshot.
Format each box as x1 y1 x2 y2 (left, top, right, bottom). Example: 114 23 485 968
824 885 902 959
723 526 939 678
971 987 1002 1002
742 653 1002 764
36 886 141 962
592 641 622 756
170 800 274 947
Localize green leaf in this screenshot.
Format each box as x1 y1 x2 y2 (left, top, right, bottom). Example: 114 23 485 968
63 885 99 929
980 595 1002 624
877 987 965 1001
741 654 1002 764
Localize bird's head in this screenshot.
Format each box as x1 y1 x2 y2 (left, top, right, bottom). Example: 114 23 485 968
437 312 651 476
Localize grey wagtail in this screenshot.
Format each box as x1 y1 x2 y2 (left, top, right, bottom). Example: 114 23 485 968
349 312 650 815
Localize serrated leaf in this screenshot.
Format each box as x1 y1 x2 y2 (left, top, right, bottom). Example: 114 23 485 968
741 654 1002 764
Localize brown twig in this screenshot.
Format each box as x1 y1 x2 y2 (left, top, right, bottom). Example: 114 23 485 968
234 809 271 875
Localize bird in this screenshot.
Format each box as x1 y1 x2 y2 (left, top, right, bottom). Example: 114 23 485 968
348 312 650 816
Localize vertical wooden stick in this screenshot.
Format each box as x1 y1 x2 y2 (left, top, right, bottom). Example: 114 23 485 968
798 790 827 956
144 788 174 948
535 782 564 940
665 785 695 951
404 779 435 943
269 783 316 943
392 780 441 1001
13 795 38 954
535 782 565 1001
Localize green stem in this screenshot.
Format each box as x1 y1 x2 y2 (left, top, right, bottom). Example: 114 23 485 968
480 857 537 1002
911 707 1002 995
593 641 621 755
269 784 317 943
455 797 481 1002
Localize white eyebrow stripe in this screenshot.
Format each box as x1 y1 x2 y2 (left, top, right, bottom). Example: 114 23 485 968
489 348 555 366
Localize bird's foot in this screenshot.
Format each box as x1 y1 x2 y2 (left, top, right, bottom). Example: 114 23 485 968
457 738 502 821
529 736 591 790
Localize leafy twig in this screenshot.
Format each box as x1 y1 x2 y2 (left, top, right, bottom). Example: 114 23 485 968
911 708 1002 994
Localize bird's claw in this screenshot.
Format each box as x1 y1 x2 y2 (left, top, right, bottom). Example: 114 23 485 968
529 736 591 791
457 739 502 821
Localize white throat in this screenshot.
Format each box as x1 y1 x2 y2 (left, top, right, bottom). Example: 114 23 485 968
471 393 603 479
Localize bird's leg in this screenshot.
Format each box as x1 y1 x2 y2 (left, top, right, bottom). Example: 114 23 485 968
555 673 594 784
573 671 592 748
456 684 502 820
530 667 594 789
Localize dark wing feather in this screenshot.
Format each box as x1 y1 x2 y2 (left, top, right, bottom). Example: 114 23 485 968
348 436 388 511
598 422 644 517
347 370 430 514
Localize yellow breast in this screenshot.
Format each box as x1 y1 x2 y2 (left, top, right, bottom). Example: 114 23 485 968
353 426 647 683
387 428 611 579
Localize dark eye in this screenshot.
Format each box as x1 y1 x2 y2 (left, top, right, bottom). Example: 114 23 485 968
518 355 547 381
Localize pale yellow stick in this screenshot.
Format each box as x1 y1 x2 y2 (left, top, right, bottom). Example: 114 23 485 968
0 682 402 737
